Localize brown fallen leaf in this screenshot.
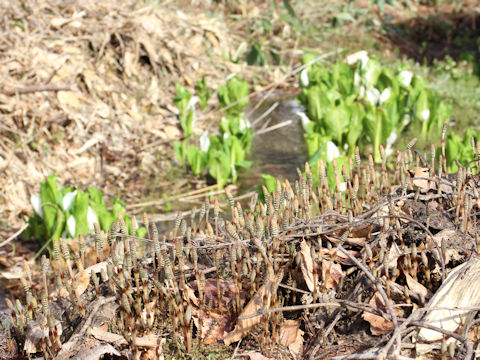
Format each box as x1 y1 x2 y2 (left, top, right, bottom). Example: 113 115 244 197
244 351 274 360
223 270 283 345
405 273 432 303
322 261 343 289
363 291 403 336
300 240 314 292
318 248 360 265
278 319 304 359
416 258 480 354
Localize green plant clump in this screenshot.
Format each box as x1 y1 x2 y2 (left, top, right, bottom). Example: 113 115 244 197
174 75 253 188
23 175 146 247
297 52 452 165
446 127 480 173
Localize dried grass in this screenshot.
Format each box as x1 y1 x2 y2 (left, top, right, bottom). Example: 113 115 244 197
0 0 260 230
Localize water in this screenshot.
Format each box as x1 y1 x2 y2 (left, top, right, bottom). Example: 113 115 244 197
239 91 307 191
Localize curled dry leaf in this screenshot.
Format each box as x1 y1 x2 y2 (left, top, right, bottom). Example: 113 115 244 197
362 291 403 336
244 351 274 360
278 319 304 359
300 240 314 292
318 248 360 265
188 279 237 344
405 273 432 303
223 271 283 345
322 261 343 289
416 258 480 354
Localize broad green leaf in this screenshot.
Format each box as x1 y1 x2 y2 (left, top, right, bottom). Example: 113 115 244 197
235 160 253 168
72 190 89 236
324 106 348 144
346 103 364 156
173 83 191 116
88 187 104 205
261 174 277 193
40 175 59 238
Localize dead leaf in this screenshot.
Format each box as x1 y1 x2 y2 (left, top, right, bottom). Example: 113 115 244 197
223 271 283 345
322 261 343 289
318 248 360 265
244 352 273 360
278 319 304 358
405 273 432 302
385 242 402 270
416 258 480 354
363 291 402 336
300 240 314 292
278 319 300 347
75 269 91 296
408 167 440 191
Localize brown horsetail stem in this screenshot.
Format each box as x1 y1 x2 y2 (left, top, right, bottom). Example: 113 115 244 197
6 138 480 359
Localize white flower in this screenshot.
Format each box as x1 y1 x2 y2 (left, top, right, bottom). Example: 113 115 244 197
359 85 366 98
199 131 210 152
326 141 340 162
346 50 369 69
421 109 430 121
87 206 98 232
364 67 374 86
399 70 413 87
186 96 198 111
386 131 397 147
67 215 76 237
300 68 309 87
30 194 43 218
354 71 361 88
62 190 77 211
223 132 229 139
239 117 247 131
339 182 347 192
366 87 380 105
379 88 391 104
296 111 311 132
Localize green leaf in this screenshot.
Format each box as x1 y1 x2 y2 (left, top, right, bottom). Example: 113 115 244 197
323 106 349 144
209 151 231 188
217 76 249 115
346 103 364 156
173 83 191 116
195 76 212 110
261 174 277 193
364 106 384 163
40 175 59 238
72 190 89 236
174 140 188 165
235 160 253 168
88 187 104 205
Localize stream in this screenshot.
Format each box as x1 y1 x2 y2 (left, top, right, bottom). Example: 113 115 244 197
239 91 307 191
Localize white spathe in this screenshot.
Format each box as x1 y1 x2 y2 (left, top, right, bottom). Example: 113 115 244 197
421 109 430 121
379 88 391 104
300 68 309 87
30 194 43 218
326 141 340 163
87 206 98 232
200 131 210 152
296 111 311 132
62 190 77 211
346 50 369 69
366 87 380 105
386 131 398 147
67 215 76 237
399 70 413 87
